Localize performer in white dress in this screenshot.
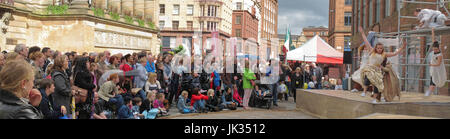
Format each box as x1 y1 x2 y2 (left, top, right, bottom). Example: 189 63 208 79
359 27 406 103
414 8 448 29
425 28 447 96
352 44 370 97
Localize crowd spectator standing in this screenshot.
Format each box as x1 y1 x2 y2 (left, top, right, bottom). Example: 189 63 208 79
1 42 341 119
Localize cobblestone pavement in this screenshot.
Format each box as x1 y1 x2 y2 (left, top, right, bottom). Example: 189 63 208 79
162 97 317 119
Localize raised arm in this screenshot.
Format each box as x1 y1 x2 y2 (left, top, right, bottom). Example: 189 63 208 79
386 38 407 57
359 26 374 53
432 27 436 43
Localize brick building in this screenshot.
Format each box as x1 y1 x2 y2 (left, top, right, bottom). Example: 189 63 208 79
351 0 450 95
329 0 353 52
158 0 233 54
232 1 259 42
303 26 329 42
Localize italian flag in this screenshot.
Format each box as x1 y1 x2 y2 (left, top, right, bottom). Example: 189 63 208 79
283 26 292 54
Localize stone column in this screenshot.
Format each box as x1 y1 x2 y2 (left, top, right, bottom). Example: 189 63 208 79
122 0 134 16
111 0 121 14
144 0 156 21
134 0 145 19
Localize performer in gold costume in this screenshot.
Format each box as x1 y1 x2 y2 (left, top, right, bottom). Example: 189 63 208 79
359 27 406 103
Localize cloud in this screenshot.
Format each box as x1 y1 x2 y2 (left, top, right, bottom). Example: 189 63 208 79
278 0 329 35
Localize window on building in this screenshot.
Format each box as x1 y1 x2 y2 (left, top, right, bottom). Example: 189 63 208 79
160 4 165 15
236 15 241 24
345 12 352 26
162 37 171 47
172 21 179 30
159 21 165 29
173 5 180 15
187 21 193 30
236 2 242 10
187 5 194 16
236 29 241 37
385 0 391 17
345 0 352 5
376 0 381 22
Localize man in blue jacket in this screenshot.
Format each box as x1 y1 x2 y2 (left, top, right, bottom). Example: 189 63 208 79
38 79 66 119
145 55 156 73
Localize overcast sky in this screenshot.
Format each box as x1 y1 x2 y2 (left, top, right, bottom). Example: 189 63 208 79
278 0 329 35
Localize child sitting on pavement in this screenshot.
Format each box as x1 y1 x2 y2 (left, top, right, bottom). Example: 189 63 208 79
132 97 144 119
205 89 223 112
190 88 209 113
153 93 169 116
177 91 195 114
222 87 237 110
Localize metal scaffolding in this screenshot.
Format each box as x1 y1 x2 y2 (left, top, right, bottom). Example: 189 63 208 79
373 0 450 94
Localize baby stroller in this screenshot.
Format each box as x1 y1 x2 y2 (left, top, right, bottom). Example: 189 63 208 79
249 84 273 109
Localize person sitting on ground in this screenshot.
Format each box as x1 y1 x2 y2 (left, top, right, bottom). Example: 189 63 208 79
140 91 156 113
132 97 144 119
232 84 243 106
92 92 107 119
98 73 124 110
190 88 209 113
153 93 168 116
177 91 195 114
118 96 134 119
38 79 66 119
221 87 237 110
145 73 161 95
205 89 223 112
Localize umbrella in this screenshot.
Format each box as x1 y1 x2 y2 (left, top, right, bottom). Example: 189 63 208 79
98 69 141 86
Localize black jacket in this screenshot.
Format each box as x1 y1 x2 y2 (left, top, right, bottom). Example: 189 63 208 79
51 70 72 114
206 95 221 108
74 71 95 119
291 73 304 89
39 89 63 119
157 69 166 89
74 71 96 91
0 89 43 119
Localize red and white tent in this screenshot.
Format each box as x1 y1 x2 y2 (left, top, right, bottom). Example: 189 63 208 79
286 35 343 64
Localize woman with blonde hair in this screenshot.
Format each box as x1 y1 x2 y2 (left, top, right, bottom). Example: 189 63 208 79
359 26 406 103
0 59 43 119
145 73 161 95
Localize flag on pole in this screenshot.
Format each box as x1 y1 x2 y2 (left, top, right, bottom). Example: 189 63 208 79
282 26 291 54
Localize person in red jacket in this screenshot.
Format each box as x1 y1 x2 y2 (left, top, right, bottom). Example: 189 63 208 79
190 88 208 113
119 54 134 92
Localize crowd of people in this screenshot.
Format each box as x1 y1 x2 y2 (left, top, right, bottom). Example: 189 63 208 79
0 43 345 119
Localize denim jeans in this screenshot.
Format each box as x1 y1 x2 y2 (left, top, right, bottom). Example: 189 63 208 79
109 95 124 109
138 89 147 101
193 100 206 111
268 83 279 105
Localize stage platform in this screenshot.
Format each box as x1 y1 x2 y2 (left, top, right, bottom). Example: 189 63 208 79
296 90 450 119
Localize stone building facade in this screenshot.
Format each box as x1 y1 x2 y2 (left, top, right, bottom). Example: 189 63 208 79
0 0 160 55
